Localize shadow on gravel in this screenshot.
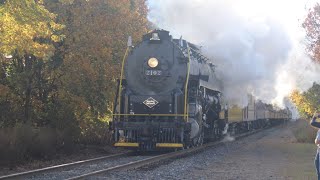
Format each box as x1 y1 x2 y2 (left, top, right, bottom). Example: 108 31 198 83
130 151 170 156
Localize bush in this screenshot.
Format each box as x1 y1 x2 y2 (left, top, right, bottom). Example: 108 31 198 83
0 124 75 165
0 124 34 165
292 119 317 143
0 121 111 165
29 127 57 158
79 119 112 145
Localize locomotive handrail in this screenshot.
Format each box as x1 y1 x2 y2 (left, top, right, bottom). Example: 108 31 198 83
184 46 191 122
117 47 130 120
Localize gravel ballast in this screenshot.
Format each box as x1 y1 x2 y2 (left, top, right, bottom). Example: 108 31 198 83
95 124 299 180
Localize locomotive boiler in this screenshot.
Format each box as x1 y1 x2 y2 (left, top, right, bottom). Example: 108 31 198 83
111 30 227 150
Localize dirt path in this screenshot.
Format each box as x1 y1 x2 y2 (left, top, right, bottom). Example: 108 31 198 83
191 123 316 180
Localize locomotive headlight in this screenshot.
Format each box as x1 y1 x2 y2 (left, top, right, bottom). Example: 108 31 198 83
148 57 159 68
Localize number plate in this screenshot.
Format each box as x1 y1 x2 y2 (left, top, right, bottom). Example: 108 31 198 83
145 70 162 76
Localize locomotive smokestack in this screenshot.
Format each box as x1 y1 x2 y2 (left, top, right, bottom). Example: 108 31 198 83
179 36 183 47
127 36 132 47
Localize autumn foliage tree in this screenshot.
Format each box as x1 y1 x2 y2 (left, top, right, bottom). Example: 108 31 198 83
303 3 320 63
44 0 149 140
290 83 320 118
0 0 65 126
0 0 149 161
290 4 320 118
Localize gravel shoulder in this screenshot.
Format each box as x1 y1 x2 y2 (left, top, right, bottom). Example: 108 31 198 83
105 122 317 180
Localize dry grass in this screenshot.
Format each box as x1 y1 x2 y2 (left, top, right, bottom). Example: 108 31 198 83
292 119 317 143
276 142 316 180
276 120 319 179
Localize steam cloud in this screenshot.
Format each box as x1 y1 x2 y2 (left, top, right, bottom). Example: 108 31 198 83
147 0 320 118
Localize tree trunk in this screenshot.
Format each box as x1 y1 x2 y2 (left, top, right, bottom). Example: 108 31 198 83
24 54 34 124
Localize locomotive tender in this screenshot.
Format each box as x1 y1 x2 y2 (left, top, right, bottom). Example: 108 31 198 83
111 29 291 151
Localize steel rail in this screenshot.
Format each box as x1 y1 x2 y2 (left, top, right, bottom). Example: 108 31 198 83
0 152 131 180
67 129 262 180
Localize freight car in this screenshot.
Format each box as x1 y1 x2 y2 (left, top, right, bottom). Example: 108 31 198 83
111 29 291 151
227 95 292 135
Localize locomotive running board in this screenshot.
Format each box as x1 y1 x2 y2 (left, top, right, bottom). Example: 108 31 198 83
156 143 183 148
114 143 139 147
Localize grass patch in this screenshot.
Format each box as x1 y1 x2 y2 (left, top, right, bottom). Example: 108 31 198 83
292 119 317 143
279 143 316 180
277 120 319 179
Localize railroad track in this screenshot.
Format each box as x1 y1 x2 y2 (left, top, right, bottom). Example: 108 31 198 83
0 128 264 180
0 152 132 180
68 129 261 180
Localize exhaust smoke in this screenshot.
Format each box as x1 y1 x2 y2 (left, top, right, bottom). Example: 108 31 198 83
147 0 320 117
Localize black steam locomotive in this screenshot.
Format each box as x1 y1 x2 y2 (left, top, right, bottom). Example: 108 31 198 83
112 29 227 150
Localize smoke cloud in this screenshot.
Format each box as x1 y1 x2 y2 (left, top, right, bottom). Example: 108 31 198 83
147 0 320 115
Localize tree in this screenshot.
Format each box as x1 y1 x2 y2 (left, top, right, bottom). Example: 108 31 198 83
290 83 320 117
0 0 149 141
40 0 149 141
0 0 64 124
0 0 64 58
303 3 320 63
45 0 148 119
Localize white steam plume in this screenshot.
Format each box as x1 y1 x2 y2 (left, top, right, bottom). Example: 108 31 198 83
147 0 320 113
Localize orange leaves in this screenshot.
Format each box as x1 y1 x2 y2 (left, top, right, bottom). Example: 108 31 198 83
303 3 320 63
50 0 149 117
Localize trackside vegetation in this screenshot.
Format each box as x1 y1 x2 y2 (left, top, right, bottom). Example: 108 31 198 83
288 4 320 145
0 0 149 164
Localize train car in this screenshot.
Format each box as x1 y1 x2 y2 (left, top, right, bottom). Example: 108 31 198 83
111 30 227 150
228 95 264 134
227 95 291 134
